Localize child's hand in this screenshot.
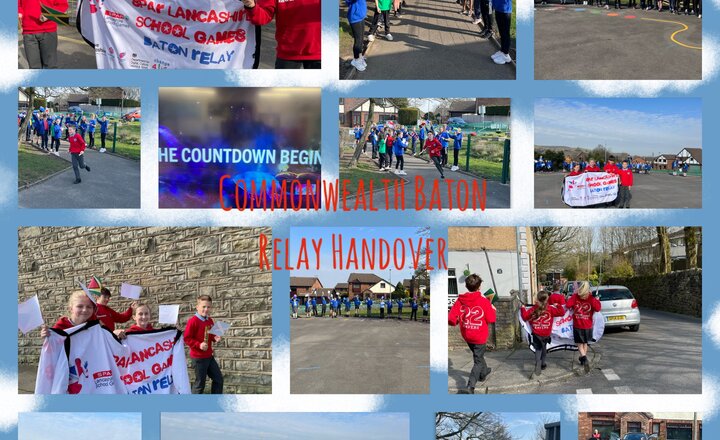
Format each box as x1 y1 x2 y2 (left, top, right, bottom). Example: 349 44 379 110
40 324 48 338
130 301 139 310
200 342 209 351
213 335 221 343
39 14 48 23
79 150 84 156
114 329 127 340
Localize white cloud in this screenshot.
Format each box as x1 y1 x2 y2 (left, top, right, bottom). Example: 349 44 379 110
431 271 448 373
559 374 719 421
0 32 36 91
704 302 720 349
0 371 44 432
517 0 535 23
576 34 718 96
221 338 385 412
0 165 16 208
226 25 366 92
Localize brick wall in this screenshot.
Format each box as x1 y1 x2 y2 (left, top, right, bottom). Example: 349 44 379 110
448 227 518 252
607 269 702 317
18 226 272 394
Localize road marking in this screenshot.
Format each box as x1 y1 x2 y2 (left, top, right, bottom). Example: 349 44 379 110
296 366 321 371
640 17 702 50
603 369 621 381
614 386 633 394
577 388 594 394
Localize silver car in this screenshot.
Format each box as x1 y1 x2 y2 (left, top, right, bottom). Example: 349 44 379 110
593 285 641 332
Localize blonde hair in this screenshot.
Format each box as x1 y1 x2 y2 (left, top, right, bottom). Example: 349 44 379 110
577 281 591 299
68 290 96 312
134 303 151 316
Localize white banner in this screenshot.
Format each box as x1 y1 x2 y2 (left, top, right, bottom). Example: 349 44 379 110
519 309 605 352
35 322 191 394
77 0 259 69
562 172 619 207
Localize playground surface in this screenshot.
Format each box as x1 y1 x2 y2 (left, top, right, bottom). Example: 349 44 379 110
535 4 701 79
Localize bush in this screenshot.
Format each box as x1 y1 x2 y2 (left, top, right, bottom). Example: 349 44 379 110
398 107 419 126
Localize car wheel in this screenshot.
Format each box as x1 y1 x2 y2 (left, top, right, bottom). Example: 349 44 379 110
629 324 640 332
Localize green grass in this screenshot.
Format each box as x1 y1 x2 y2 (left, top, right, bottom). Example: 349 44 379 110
106 122 141 160
340 161 395 196
18 143 70 188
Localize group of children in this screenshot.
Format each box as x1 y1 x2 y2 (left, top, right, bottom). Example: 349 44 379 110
548 0 700 16
291 293 429 321
356 122 468 180
563 157 634 208
449 275 600 393
22 108 112 155
39 280 224 394
344 0 513 73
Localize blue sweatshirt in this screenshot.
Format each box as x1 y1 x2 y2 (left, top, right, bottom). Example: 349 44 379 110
354 298 361 308
451 132 463 150
346 0 367 24
411 299 418 310
438 131 450 148
366 299 373 309
88 120 96 133
52 123 62 139
393 137 407 155
492 0 512 13
398 300 404 310
99 119 109 134
419 127 426 140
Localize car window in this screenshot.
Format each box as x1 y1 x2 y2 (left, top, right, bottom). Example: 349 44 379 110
597 289 633 301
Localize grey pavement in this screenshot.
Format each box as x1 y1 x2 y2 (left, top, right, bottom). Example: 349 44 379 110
19 141 140 209
19 364 35 394
291 317 430 394
18 22 276 69
344 150 511 209
448 308 701 394
534 171 702 208
535 5 702 79
354 0 515 79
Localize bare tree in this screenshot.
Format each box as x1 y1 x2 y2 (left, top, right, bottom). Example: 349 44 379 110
348 98 376 168
534 414 560 440
436 412 515 440
657 226 671 274
533 227 581 276
684 227 699 269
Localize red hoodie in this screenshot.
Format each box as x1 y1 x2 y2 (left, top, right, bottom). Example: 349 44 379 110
618 168 633 187
95 304 133 332
18 0 68 34
246 0 321 61
521 304 564 337
566 293 601 330
548 292 566 307
183 315 216 359
584 165 601 172
126 323 154 334
425 138 443 158
603 163 620 174
68 133 86 154
448 292 496 345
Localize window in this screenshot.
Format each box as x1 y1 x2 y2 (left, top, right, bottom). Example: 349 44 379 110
353 114 362 125
591 420 616 440
652 423 661 434
340 114 345 125
667 423 693 440
380 283 385 288
448 268 458 308
339 98 344 104
627 422 642 433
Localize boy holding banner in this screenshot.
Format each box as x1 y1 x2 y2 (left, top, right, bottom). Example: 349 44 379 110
18 0 68 69
520 290 565 379
565 282 601 374
183 295 224 394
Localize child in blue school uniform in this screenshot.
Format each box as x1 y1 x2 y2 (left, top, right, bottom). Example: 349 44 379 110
344 297 351 316
78 116 88 142
422 300 429 321
379 296 386 318
450 128 463 171
87 117 97 149
365 297 373 317
387 297 393 316
353 295 361 316
417 124 426 156
410 297 419 321
437 126 450 166
490 0 513 64
397 298 404 319
51 117 62 154
321 295 327 317
290 295 299 319
393 134 407 175
305 296 312 317
98 116 109 152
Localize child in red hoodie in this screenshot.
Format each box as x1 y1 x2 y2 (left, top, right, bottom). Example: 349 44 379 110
617 160 634 209
521 290 564 379
241 0 321 69
584 159 601 173
95 286 137 332
448 274 496 394
67 125 90 184
565 281 601 374
18 0 68 69
425 132 445 180
184 295 223 394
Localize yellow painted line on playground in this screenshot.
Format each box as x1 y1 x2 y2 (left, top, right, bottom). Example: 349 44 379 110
640 17 702 50
58 34 88 46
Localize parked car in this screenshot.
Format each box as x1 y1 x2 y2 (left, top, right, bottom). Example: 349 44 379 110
561 280 589 298
622 433 649 440
447 117 467 128
647 434 658 440
593 285 641 332
122 109 141 122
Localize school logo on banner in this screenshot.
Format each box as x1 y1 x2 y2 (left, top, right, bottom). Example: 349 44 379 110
562 172 619 207
76 0 260 69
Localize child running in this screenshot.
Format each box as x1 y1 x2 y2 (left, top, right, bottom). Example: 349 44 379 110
67 125 91 184
425 132 445 179
520 290 564 379
565 282 601 374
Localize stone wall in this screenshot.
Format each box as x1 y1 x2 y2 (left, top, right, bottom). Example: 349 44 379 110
448 293 521 350
18 226 272 394
607 269 701 317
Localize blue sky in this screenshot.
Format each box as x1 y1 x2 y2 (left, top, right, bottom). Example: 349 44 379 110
289 227 429 287
19 413 141 440
161 413 409 440
535 98 702 156
500 412 560 440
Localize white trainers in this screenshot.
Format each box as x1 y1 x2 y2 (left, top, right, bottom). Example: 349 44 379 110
493 52 512 64
368 34 375 42
473 17 482 24
386 33 394 40
360 55 367 67
351 58 366 71
491 50 504 60
99 148 106 153
451 165 459 171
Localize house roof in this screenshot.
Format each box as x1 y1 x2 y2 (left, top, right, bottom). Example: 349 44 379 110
680 147 702 164
656 154 676 161
448 100 476 113
347 273 384 284
345 99 398 113
290 276 321 288
66 94 90 104
334 283 348 289
476 98 511 107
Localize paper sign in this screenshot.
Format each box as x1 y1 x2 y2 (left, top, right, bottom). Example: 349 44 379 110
18 295 44 335
120 283 142 300
79 281 96 304
209 321 231 337
158 305 180 325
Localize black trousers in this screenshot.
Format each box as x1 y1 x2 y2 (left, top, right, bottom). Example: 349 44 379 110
531 334 550 366
275 58 321 69
410 309 417 320
370 8 390 35
350 20 364 59
52 137 60 152
466 342 490 388
473 0 492 30
191 356 224 394
441 148 448 165
431 156 444 177
495 12 512 54
395 155 404 170
453 149 460 167
101 132 107 148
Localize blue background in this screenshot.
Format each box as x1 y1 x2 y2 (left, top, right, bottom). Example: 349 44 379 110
1 0 716 438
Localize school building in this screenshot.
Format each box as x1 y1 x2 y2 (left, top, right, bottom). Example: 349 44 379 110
339 98 399 127
653 147 702 173
578 412 702 440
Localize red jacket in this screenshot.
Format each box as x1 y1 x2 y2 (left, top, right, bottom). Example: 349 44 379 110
566 293 601 330
603 163 620 174
183 315 215 359
52 316 76 330
618 168 633 187
584 165 601 172
425 138 443 158
96 304 133 332
68 133 86 154
567 170 582 177
126 323 154 334
448 292 496 345
520 304 564 337
549 292 566 307
246 0 321 61
18 0 68 34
